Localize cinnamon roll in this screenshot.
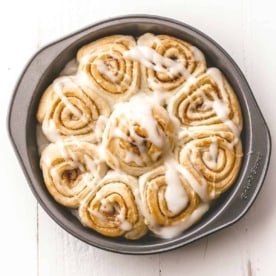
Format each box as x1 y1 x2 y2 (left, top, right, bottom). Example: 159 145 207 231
77 35 140 103
40 141 107 208
79 171 148 240
36 32 244 240
37 76 111 143
168 68 243 134
176 129 243 201
139 162 209 238
126 33 206 93
102 95 175 176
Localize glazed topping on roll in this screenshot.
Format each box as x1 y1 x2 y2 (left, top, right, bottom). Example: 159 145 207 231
77 35 140 103
40 141 107 208
124 46 191 79
36 33 243 240
139 161 209 239
79 171 148 240
37 76 111 143
176 129 243 201
132 33 206 93
102 95 175 176
167 68 242 139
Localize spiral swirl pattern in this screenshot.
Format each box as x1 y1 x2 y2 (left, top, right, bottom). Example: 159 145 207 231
103 97 175 176
137 33 206 92
138 165 209 238
37 76 111 143
176 129 243 201
77 35 140 102
79 172 147 240
40 141 107 208
168 68 242 132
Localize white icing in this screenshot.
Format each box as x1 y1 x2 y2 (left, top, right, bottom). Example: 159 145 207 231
207 68 228 98
37 37 243 240
124 46 190 79
117 213 133 231
56 141 85 172
105 95 170 166
96 141 110 171
41 153 52 168
76 70 120 106
50 167 61 184
108 123 147 166
83 154 98 178
177 164 209 202
50 77 91 130
149 203 209 239
212 99 229 121
49 163 84 194
205 136 219 169
56 140 70 159
100 198 114 213
164 159 189 214
81 173 95 189
78 51 138 104
42 119 61 142
90 209 108 222
53 78 83 118
119 220 133 231
94 115 108 139
95 59 119 83
94 185 134 232
146 89 172 106
190 46 206 62
77 70 97 90
121 95 166 147
123 148 145 166
139 164 210 239
211 98 241 140
206 68 241 139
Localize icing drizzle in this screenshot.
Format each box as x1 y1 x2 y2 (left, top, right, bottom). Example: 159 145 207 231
37 34 243 240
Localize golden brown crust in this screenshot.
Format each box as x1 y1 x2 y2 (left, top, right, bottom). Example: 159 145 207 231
36 33 243 240
37 76 111 143
102 103 175 176
168 68 243 131
79 172 148 240
40 141 107 208
77 35 140 102
175 129 243 200
139 166 200 225
137 33 206 92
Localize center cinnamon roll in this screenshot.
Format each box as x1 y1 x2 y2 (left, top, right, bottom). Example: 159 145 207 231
102 95 175 176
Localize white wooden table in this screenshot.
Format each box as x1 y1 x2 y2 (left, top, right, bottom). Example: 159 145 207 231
1 0 275 275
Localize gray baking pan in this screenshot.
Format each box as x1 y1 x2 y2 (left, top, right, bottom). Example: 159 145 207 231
8 15 271 254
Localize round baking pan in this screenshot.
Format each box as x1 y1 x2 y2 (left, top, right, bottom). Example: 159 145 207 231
8 15 271 254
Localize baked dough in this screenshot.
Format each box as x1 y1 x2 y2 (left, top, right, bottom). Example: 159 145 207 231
37 33 243 240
